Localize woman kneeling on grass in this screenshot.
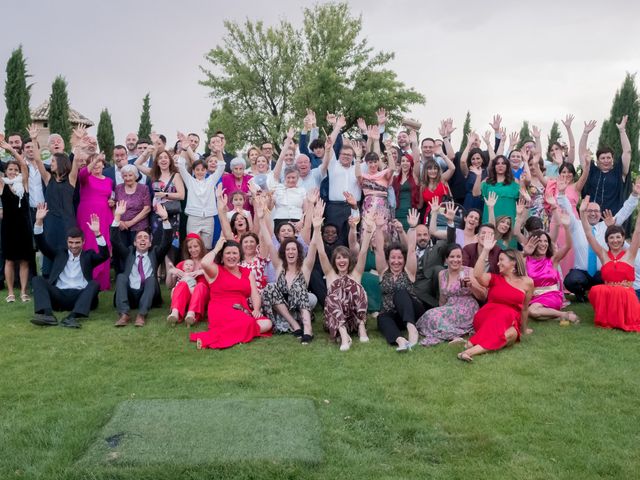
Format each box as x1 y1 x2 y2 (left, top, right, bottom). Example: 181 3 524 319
457 232 533 362
189 239 271 350
312 201 373 351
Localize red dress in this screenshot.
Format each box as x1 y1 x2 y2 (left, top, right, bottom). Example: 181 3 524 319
170 260 209 322
422 182 450 220
189 266 271 349
470 274 525 350
588 251 640 332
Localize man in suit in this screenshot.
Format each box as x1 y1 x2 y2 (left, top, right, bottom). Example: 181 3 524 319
111 201 172 327
104 145 144 188
413 223 456 310
30 204 109 328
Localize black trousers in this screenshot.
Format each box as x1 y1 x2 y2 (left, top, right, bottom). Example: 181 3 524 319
32 276 99 317
564 269 603 299
114 274 158 315
308 267 328 308
377 289 426 344
325 201 351 245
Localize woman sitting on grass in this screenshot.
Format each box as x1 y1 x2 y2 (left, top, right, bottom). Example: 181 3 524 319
457 232 533 362
312 201 373 351
374 209 423 352
258 196 318 344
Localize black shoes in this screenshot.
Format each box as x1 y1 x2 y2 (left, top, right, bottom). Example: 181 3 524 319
31 313 58 326
60 316 81 329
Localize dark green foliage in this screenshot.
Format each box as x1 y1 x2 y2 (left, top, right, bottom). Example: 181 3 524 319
460 111 471 152
48 75 71 148
3 46 32 137
97 108 115 163
547 121 561 154
517 120 531 149
200 2 424 151
138 93 152 139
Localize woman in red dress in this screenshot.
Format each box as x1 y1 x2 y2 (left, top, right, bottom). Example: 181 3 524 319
457 231 534 362
416 157 455 222
189 240 272 349
166 233 209 326
580 195 640 331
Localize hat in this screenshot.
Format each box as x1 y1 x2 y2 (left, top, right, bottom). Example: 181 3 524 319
186 232 202 241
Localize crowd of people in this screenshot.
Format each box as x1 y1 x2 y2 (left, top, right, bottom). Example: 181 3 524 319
1 107 638 361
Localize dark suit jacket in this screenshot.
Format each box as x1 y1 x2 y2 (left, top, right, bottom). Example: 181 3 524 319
104 166 143 189
110 224 173 298
414 226 456 308
35 231 110 286
462 243 502 274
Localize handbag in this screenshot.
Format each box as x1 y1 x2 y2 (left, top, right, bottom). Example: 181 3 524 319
162 173 182 216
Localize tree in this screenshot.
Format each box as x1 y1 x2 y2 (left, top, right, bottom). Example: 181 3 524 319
547 121 561 151
200 2 424 152
138 93 152 140
48 76 71 149
205 101 242 156
4 46 32 137
97 108 115 164
517 121 531 149
459 111 471 151
598 73 640 175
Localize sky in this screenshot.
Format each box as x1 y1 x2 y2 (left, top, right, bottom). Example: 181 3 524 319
1 0 639 154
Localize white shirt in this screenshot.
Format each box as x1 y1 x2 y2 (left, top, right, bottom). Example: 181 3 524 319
267 173 306 220
227 209 251 220
27 161 45 207
129 251 153 290
178 157 225 217
328 157 361 202
298 167 326 192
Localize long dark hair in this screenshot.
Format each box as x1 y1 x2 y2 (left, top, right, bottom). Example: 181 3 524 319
52 153 72 180
151 149 178 181
214 241 243 264
529 229 554 258
486 155 514 185
278 238 304 271
392 153 420 208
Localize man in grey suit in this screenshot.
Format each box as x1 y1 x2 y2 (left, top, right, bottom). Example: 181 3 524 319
110 201 172 327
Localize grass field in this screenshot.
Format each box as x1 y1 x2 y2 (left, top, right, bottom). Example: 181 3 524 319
1 291 639 480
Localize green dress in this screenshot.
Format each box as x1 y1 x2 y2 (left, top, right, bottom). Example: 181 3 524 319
395 181 412 230
480 181 520 224
361 250 381 312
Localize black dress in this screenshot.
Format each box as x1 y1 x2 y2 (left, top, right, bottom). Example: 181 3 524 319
1 186 33 261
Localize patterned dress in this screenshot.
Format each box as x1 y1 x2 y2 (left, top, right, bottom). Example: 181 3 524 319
324 275 368 340
261 270 310 333
416 267 479 346
240 255 269 292
526 181 549 230
379 270 416 315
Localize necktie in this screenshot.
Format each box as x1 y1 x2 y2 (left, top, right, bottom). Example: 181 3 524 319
137 255 146 284
587 226 597 276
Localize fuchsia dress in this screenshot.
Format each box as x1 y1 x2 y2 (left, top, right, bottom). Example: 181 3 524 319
526 256 563 310
77 167 114 290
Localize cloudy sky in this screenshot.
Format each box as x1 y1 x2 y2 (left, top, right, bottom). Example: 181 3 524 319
1 0 638 154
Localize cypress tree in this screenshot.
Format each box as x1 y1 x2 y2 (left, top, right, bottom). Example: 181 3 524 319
548 121 561 150
517 121 531 149
138 93 152 139
97 108 115 164
4 46 32 137
48 76 71 149
459 111 471 152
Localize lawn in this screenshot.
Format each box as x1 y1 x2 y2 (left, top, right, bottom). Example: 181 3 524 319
1 291 639 480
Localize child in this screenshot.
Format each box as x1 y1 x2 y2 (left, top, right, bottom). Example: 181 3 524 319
175 259 200 293
227 190 253 230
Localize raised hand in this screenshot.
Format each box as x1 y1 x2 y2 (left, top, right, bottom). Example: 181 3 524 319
483 231 496 252
311 208 324 228
602 209 615 227
516 197 528 216
509 131 520 147
429 196 441 214
383 137 393 152
351 140 363 160
314 198 326 218
545 193 557 209
362 209 375 230
285 126 295 141
306 187 320 205
482 130 492 145
579 195 590 215
28 123 39 140
367 125 380 141
343 191 357 208
348 215 360 229
444 201 458 223
303 113 313 131
562 114 574 129
484 191 498 208
616 115 628 131
408 129 418 146
35 202 48 222
583 120 597 134
324 135 334 150
444 118 456 136
72 124 87 144
87 213 101 236
559 208 571 226
438 120 447 138
469 164 482 176
326 112 337 126
489 114 502 132
114 200 127 218
357 117 367 133
557 176 569 193
155 203 168 221
407 208 420 228
523 235 539 256
531 125 541 138
392 219 404 233
499 126 507 139
376 108 387 125
336 115 347 130
306 109 316 127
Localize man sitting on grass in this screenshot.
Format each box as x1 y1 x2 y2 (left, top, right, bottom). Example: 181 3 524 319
31 203 109 328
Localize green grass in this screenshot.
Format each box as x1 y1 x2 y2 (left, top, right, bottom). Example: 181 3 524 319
1 292 639 479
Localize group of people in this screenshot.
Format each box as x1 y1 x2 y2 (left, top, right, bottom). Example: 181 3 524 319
1 107 639 361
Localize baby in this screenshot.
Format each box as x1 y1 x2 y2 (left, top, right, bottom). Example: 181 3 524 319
176 259 198 293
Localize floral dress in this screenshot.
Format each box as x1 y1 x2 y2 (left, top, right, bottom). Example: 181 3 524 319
416 267 479 346
261 270 310 333
526 181 549 230
323 275 368 340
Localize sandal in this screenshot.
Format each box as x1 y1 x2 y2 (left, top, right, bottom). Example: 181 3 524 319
449 337 465 345
5 294 15 303
20 294 31 303
457 352 473 363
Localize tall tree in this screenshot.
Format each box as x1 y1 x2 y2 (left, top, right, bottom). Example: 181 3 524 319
138 93 152 139
460 111 471 151
205 101 242 156
547 121 561 150
598 73 640 175
517 121 531 149
4 46 32 137
48 76 71 149
97 108 115 164
200 2 424 151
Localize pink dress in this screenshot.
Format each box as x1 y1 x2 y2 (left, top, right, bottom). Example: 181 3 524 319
545 181 578 278
526 256 563 310
77 167 114 290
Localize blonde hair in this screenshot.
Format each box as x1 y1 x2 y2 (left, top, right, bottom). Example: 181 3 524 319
501 249 527 276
